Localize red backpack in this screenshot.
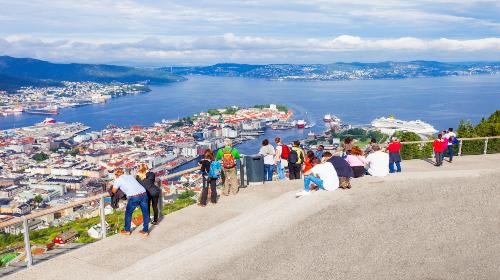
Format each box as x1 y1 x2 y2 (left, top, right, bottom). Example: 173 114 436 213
222 148 236 169
280 144 290 160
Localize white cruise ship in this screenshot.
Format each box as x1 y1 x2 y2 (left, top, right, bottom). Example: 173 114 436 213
371 116 437 136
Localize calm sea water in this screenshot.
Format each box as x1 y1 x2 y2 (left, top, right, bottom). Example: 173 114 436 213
1 74 499 154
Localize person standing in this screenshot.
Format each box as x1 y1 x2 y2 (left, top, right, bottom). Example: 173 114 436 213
433 134 446 166
112 169 150 236
288 140 305 180
444 128 457 162
199 149 219 206
216 138 241 195
365 144 389 177
274 137 288 181
259 139 275 181
296 153 339 197
136 164 161 225
386 137 402 173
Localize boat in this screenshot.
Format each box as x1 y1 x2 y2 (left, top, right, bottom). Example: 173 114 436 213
371 116 437 136
323 114 333 122
296 120 306 129
25 105 59 115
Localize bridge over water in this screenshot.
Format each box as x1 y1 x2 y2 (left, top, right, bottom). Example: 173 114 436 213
3 154 500 280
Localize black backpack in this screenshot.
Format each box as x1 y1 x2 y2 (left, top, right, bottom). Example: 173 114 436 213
288 149 299 164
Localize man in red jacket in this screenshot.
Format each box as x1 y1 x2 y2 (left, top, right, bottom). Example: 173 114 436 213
386 137 402 173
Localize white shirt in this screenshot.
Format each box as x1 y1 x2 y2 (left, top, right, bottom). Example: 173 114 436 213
366 151 389 177
113 174 146 197
259 144 275 165
444 132 456 146
309 162 339 191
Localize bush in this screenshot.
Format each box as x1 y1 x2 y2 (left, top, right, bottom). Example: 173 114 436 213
393 131 433 160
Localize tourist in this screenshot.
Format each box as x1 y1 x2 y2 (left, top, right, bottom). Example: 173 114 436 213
274 137 288 181
259 139 275 181
364 138 377 155
326 151 354 189
386 137 402 173
296 152 339 197
365 144 389 177
315 145 325 159
433 133 446 166
443 128 457 162
112 168 149 236
136 164 161 225
303 150 316 173
345 146 367 178
199 149 219 206
288 140 305 180
216 138 241 195
342 137 354 156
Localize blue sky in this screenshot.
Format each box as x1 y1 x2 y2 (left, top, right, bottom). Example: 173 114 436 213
0 0 499 65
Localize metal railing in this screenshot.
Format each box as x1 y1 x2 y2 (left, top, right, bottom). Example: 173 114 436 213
397 136 500 156
0 166 203 269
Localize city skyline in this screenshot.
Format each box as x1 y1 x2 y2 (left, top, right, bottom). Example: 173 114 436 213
0 0 499 65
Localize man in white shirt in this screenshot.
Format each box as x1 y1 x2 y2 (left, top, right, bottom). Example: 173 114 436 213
112 169 150 236
365 144 389 177
296 152 339 197
443 128 456 163
259 139 275 181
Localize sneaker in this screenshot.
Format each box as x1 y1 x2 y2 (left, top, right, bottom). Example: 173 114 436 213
139 230 149 236
295 190 311 197
151 221 159 225
120 230 131 236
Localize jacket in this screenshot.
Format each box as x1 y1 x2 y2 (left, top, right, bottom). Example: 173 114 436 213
433 139 446 152
327 156 354 178
108 188 126 209
137 172 160 197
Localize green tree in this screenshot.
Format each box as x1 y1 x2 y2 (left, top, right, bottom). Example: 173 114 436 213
33 195 44 204
393 131 433 160
32 152 49 162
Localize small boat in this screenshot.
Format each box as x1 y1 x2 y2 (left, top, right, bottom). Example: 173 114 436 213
296 120 306 129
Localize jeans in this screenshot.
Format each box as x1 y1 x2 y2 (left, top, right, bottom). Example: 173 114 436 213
304 175 324 191
124 193 149 232
389 161 401 173
435 152 443 166
276 161 285 181
264 164 274 181
446 145 453 161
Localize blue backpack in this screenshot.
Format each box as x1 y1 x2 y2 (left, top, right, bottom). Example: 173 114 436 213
208 161 222 179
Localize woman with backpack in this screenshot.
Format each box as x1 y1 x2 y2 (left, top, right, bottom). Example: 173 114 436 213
259 139 275 181
199 149 219 206
136 163 161 225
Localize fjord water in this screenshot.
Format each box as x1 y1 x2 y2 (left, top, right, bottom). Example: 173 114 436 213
1 74 499 151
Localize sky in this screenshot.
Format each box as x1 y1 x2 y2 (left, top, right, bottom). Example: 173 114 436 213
0 0 500 66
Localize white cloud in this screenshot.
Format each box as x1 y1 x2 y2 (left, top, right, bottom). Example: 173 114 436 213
1 34 499 65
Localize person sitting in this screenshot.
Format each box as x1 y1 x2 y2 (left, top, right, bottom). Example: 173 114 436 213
303 150 316 173
345 146 367 178
136 163 161 225
112 168 150 236
342 137 354 156
365 144 389 177
326 151 354 189
364 138 377 156
296 154 339 197
314 145 325 159
386 137 402 173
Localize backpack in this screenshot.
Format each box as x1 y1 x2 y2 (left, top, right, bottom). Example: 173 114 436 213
222 148 236 169
280 144 290 160
451 136 459 145
288 147 303 164
208 161 222 179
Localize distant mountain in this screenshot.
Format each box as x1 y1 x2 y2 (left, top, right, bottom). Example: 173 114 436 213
166 61 500 81
0 56 186 91
0 74 63 92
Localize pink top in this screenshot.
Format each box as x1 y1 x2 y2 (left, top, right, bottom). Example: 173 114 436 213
345 155 367 167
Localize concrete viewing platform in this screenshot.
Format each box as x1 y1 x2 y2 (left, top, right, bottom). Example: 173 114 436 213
5 154 500 280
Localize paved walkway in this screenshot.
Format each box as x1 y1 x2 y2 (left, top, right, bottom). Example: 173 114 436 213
5 154 500 280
